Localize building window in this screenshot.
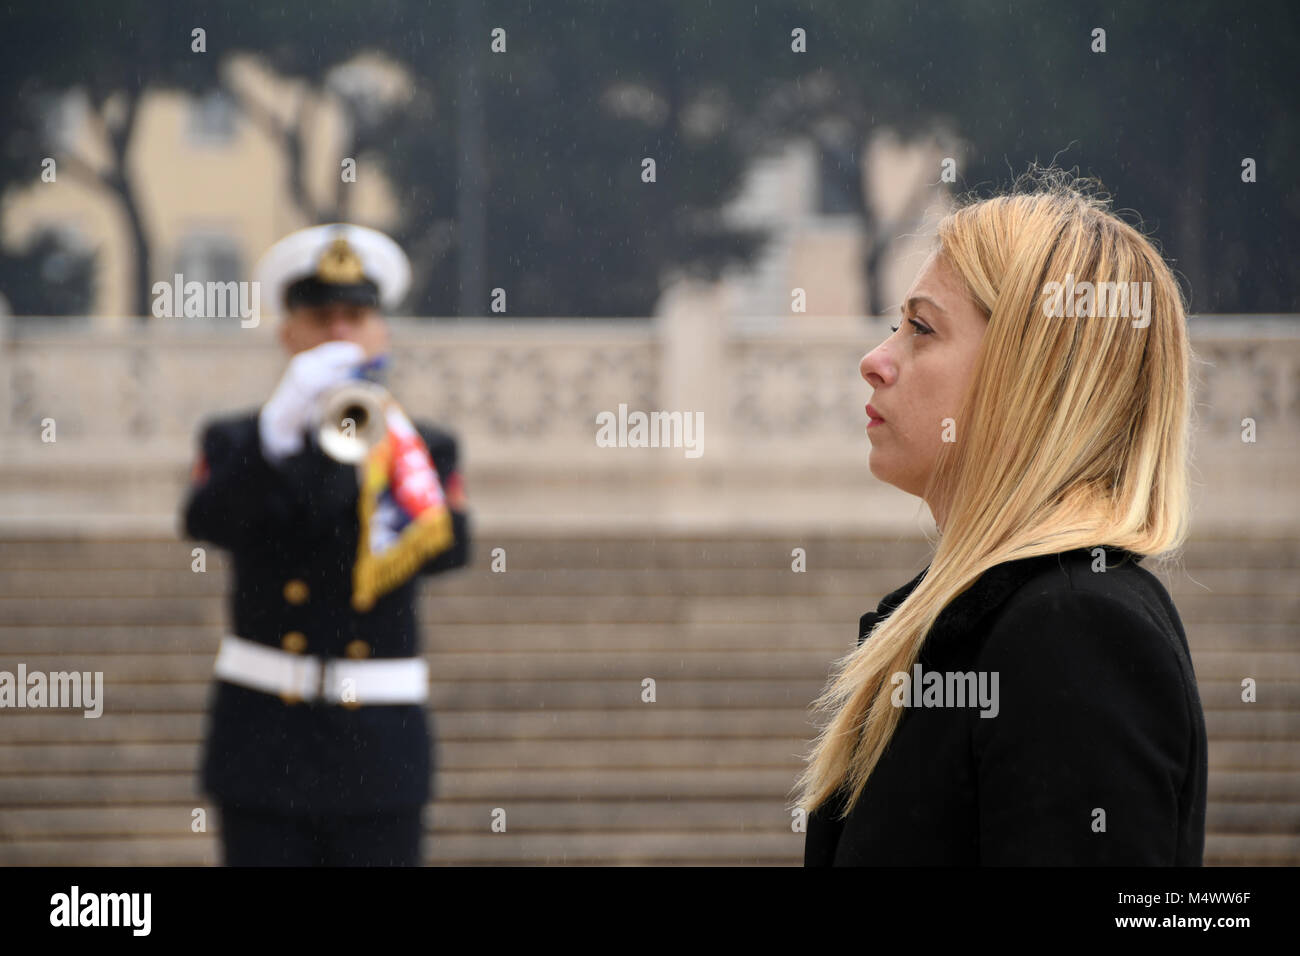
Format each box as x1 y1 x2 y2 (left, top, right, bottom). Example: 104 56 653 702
173 232 242 288
817 139 863 216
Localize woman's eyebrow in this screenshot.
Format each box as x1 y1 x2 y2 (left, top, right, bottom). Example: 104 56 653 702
903 295 946 316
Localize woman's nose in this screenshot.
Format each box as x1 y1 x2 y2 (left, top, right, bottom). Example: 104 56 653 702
860 342 895 386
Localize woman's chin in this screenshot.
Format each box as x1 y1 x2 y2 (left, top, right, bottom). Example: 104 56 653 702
867 451 916 497
866 448 891 484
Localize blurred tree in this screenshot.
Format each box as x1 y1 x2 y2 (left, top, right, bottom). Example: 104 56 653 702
384 0 783 316
0 4 222 318
0 0 775 318
0 2 412 318
213 2 415 226
770 0 1299 313
0 0 1294 318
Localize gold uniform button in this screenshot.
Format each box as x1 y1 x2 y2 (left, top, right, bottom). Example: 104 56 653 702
279 691 301 706
345 640 371 660
281 631 308 654
283 579 310 605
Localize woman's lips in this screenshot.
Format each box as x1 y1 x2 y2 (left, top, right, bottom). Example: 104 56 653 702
866 403 886 429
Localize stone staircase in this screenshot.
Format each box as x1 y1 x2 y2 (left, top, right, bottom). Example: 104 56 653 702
0 531 1296 865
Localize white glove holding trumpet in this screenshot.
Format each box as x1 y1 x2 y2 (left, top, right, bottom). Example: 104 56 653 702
258 341 367 463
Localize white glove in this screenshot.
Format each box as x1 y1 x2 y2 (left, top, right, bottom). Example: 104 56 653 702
259 341 366 463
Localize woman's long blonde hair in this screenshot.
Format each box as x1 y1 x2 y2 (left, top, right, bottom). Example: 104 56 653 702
794 169 1194 819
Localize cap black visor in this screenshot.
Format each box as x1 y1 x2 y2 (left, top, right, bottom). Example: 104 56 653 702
284 276 381 310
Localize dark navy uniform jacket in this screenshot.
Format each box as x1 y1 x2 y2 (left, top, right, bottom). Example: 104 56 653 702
182 411 470 814
804 545 1208 866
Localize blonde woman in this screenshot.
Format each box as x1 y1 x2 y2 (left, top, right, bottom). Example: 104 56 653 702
799 172 1207 866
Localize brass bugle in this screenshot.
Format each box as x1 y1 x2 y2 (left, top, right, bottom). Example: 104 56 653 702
315 380 390 464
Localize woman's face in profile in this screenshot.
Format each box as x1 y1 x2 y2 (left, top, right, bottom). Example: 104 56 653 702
859 250 988 519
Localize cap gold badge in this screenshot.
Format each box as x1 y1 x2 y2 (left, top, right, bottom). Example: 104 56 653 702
316 237 366 285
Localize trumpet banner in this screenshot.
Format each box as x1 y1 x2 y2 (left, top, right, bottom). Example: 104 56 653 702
350 400 454 611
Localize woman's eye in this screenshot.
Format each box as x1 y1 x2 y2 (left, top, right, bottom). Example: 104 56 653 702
891 319 932 335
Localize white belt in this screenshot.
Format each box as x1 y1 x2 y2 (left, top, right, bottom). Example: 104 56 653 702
213 634 428 705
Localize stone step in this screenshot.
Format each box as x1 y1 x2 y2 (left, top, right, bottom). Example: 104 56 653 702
0 676 1291 711
0 535 926 569
1 591 1295 627
1 620 1296 653
1 529 1293 866
4 798 1294 840
0 565 1293 599
0 738 812 773
3 738 1297 775
4 649 1300 683
0 768 1294 806
3 706 1296 745
0 831 1289 866
0 832 804 866
0 768 800 808
0 567 914 598
0 594 873 626
1 533 1296 570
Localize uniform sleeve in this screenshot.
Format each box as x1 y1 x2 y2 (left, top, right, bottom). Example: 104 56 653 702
181 415 358 553
972 588 1194 865
417 426 470 575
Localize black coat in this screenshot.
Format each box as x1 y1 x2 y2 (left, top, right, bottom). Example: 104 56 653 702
804 545 1207 866
182 411 470 815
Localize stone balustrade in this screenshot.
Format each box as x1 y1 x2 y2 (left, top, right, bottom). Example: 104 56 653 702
2 302 1297 535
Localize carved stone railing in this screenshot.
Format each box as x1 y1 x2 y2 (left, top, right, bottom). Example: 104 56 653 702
1 304 1296 533
1 319 659 455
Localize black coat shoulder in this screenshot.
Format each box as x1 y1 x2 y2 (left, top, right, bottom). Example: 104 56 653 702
972 548 1198 712
808 546 1207 866
968 549 1206 865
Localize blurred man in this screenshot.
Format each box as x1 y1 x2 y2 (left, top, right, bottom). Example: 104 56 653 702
182 223 470 865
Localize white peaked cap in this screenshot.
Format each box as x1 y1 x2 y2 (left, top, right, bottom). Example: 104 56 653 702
254 222 412 314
